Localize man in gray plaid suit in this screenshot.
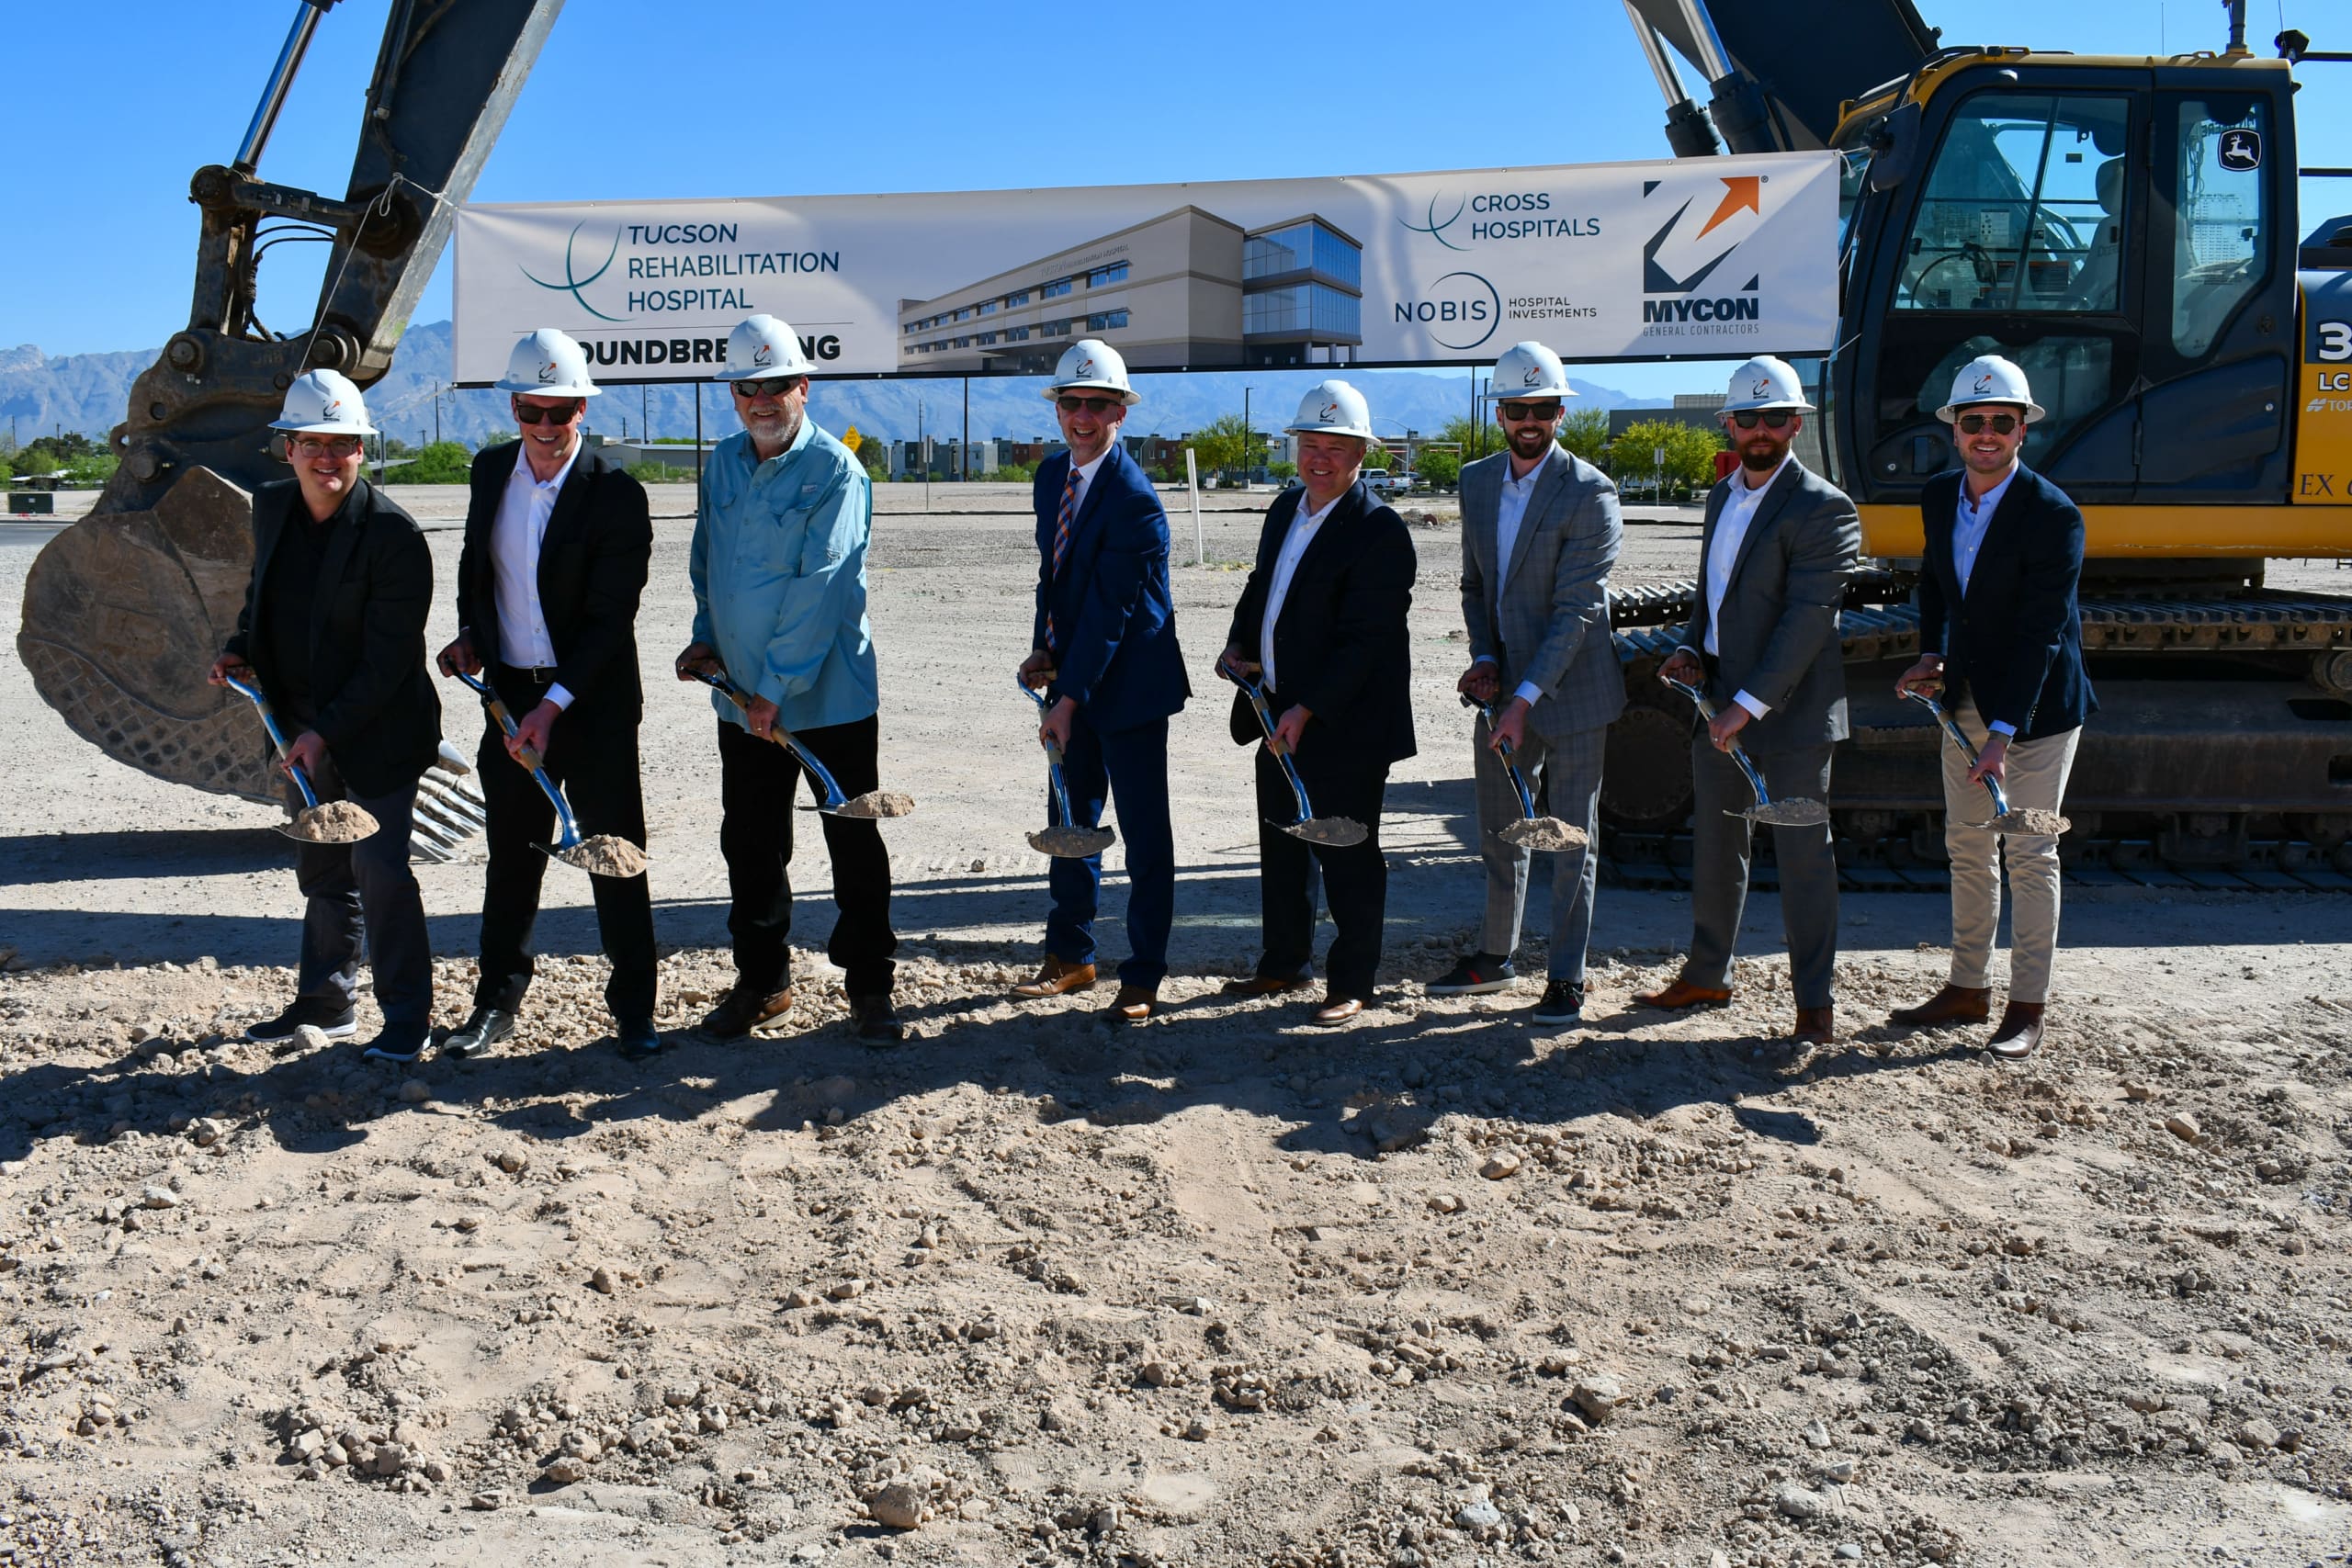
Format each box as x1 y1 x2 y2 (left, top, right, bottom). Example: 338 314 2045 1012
1428 341 1623 1025
1637 355 1860 1045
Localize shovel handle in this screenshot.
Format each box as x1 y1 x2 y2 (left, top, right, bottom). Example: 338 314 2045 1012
693 666 849 812
1466 694 1539 821
1900 686 2010 818
1223 659 1319 825
225 673 324 811
1016 671 1083 828
452 669 581 847
1663 672 1781 812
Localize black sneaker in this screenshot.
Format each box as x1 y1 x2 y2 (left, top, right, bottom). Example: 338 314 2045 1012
440 1007 515 1061
616 1018 666 1061
851 995 904 1046
361 1029 429 1065
244 1003 357 1044
1530 979 1585 1026
699 984 793 1041
1425 953 1517 996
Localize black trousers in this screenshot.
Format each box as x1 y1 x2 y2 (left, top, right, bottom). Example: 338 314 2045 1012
1252 741 1391 1000
717 713 898 998
475 671 658 1022
287 751 432 1031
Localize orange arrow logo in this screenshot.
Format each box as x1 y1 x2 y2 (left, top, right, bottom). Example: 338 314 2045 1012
1695 175 1762 240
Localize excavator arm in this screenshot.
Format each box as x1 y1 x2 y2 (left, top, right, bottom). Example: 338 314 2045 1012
18 0 562 808
1619 0 1940 153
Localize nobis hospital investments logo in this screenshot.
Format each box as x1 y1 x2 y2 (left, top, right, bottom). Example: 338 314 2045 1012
1642 174 1770 333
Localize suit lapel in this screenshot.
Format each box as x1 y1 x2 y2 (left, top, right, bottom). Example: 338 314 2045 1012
1959 465 2030 607
537 449 593 594
1724 459 1801 593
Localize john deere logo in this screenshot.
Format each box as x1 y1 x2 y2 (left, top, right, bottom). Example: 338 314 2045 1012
521 221 629 323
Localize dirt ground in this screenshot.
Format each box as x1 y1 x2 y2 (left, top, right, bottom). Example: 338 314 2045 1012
4 468 2351 1567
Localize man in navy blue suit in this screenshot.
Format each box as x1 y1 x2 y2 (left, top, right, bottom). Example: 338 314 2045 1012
1893 355 2096 1062
1013 340 1190 1021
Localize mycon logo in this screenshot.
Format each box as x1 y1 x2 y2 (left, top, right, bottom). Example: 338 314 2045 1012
1973 371 1996 396
1522 366 1544 389
752 341 776 367
521 221 628 323
322 399 342 419
1642 175 1766 326
1401 192 1469 253
1319 401 1341 423
1752 375 1772 398
1076 356 1097 378
537 361 559 384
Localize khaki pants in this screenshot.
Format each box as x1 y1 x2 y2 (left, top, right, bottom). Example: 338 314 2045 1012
1940 701 2080 1004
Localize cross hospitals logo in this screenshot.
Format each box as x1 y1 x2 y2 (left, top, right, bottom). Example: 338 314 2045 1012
1642 175 1768 328
1401 193 1470 253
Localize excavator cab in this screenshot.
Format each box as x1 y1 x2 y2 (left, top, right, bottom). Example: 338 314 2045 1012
1834 51 2301 540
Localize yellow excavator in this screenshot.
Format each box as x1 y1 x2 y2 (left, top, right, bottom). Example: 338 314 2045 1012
1605 0 2352 880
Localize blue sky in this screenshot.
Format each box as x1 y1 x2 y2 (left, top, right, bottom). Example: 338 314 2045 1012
6 0 2346 400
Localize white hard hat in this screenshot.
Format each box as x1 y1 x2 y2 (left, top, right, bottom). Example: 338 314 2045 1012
270 368 377 436
1043 338 1139 405
1720 355 1815 414
1936 354 2045 423
494 327 600 398
1284 379 1374 440
716 314 814 381
1491 341 1576 403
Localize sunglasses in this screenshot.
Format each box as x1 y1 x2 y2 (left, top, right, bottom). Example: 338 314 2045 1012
289 435 362 457
1956 412 2019 434
513 399 582 425
730 378 801 400
1498 400 1562 422
1727 410 1793 430
1057 395 1121 414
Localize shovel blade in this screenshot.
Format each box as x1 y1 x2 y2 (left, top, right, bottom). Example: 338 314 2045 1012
1027 825 1116 859
824 790 916 819
280 802 380 844
1498 817 1588 852
1735 798 1831 829
550 834 650 879
1977 808 2070 837
1281 816 1369 848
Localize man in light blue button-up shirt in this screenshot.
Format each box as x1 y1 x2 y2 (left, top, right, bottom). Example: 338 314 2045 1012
676 315 900 1045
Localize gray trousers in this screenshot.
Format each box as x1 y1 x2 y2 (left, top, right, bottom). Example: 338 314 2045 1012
1684 735 1838 1008
1474 718 1604 982
287 756 433 1031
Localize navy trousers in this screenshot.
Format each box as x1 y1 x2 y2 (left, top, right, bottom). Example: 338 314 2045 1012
1043 711 1175 989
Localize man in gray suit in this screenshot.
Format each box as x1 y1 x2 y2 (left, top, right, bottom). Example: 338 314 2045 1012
1636 355 1860 1044
1429 341 1623 1024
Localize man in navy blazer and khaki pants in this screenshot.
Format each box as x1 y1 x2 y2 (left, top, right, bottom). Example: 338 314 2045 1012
1014 340 1189 1021
1894 355 2096 1061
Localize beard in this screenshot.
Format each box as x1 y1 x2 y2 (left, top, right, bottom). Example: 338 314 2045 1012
1738 440 1784 473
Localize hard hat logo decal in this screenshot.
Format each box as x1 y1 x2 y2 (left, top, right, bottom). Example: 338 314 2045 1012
1320 402 1340 423
1974 372 1995 394
1523 367 1542 388
322 399 341 418
1751 377 1770 396
538 361 559 384
753 343 775 367
1076 356 1097 378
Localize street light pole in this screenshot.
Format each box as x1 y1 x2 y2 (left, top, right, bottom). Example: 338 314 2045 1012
1242 386 1255 488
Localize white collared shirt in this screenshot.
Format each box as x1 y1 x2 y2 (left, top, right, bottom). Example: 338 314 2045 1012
1060 446 1113 525
1261 489 1341 692
1943 457 2024 736
1688 453 1794 720
1475 456 1549 709
491 440 581 709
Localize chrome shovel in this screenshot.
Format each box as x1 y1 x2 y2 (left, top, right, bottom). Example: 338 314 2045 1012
1901 685 2070 836
1662 672 1831 829
1016 671 1115 858
222 673 379 843
453 670 649 877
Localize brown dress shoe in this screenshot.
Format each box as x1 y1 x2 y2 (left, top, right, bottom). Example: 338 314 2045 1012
1012 955 1097 999
1107 985 1157 1022
1633 975 1733 1010
1888 983 1992 1028
1221 975 1314 998
1986 1001 2046 1060
1791 1006 1837 1045
1311 994 1365 1027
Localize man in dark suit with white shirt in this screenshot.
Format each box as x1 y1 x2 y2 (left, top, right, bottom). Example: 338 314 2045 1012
436 329 657 1061
1640 356 1860 1045
1893 355 2095 1061
1220 380 1417 1027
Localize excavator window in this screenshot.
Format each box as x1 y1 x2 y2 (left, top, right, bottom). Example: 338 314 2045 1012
1894 94 2132 315
2170 96 2271 358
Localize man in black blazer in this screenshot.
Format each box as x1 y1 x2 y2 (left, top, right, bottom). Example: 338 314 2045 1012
1220 381 1417 1026
209 370 440 1062
436 330 658 1060
1894 355 2096 1061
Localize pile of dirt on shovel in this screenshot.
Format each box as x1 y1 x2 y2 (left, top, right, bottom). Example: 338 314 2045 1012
560 834 649 878
284 800 379 842
1500 818 1588 851
854 790 916 818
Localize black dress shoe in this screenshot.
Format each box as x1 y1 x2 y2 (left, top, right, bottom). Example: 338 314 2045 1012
440 1006 515 1060
699 984 793 1041
361 1029 430 1065
851 994 904 1045
616 1018 665 1061
244 1002 357 1044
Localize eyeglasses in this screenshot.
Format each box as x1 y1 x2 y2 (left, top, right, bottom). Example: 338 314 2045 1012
729 378 801 400
289 435 362 458
1727 410 1793 430
1057 395 1121 414
1498 401 1563 422
513 399 582 425
1955 412 2019 435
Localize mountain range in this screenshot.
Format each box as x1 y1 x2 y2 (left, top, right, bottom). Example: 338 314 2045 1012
0 321 1672 454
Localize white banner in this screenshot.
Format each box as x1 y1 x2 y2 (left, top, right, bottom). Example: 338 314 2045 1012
454 153 1838 385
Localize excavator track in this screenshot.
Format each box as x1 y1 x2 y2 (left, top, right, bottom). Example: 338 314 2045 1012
1600 578 2352 889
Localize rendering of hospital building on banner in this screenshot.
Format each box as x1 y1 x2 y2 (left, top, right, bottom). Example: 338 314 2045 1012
895 208 1364 375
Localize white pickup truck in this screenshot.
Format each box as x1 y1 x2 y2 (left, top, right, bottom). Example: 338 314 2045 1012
1364 469 1416 497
